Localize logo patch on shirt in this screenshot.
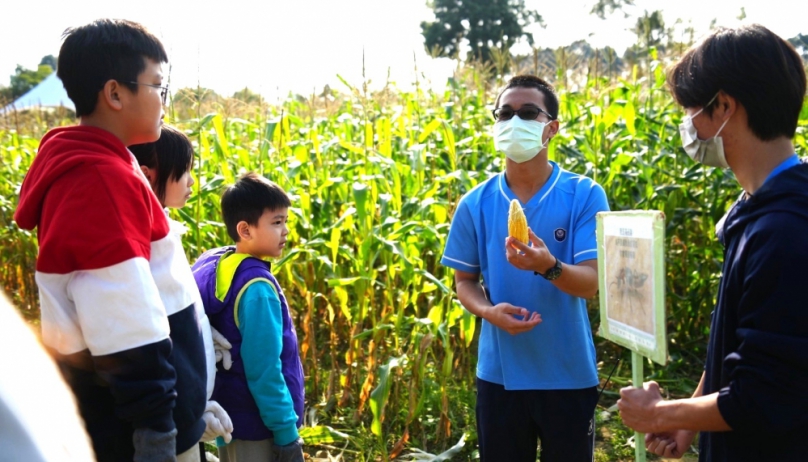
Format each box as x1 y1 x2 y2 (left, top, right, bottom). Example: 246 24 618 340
588 418 594 435
554 228 567 242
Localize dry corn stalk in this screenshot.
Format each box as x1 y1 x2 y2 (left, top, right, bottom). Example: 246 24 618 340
508 199 529 244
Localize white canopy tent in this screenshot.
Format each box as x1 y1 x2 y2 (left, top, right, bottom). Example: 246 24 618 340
1 73 74 114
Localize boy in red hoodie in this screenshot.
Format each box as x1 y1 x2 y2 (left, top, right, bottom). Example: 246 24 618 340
14 19 207 461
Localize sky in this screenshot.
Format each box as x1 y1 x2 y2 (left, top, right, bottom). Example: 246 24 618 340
1 0 805 101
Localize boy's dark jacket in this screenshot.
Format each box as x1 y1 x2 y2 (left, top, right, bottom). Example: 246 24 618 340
14 126 207 458
703 161 808 462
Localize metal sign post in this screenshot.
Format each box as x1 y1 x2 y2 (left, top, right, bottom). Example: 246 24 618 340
631 350 646 462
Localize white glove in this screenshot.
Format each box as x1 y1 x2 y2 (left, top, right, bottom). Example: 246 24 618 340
210 326 233 370
200 400 233 443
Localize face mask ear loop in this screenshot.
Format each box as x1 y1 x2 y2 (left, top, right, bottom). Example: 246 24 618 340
714 115 731 138
688 92 720 122
689 106 705 121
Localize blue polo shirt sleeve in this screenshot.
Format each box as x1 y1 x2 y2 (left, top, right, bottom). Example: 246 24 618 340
237 280 299 446
572 181 609 264
441 197 481 273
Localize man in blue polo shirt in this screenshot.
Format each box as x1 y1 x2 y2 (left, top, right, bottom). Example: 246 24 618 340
441 75 609 462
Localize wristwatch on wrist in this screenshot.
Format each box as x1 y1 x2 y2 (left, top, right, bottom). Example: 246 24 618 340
534 257 562 281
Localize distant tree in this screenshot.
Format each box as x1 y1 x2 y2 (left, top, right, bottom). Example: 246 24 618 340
0 87 12 105
597 46 625 77
232 87 264 104
788 34 808 62
8 63 54 99
172 87 220 106
420 0 543 64
512 43 624 85
168 86 222 120
39 55 58 70
513 47 557 77
666 18 697 56
590 0 635 19
618 10 671 75
567 39 594 59
0 55 57 106
632 10 668 50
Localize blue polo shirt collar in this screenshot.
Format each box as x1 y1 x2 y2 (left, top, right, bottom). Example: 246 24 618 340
763 154 799 185
498 161 561 210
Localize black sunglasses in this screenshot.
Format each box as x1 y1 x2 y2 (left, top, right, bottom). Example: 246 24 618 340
124 81 169 105
492 106 554 122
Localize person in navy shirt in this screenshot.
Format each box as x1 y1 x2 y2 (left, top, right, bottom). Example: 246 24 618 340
441 74 610 462
617 24 808 462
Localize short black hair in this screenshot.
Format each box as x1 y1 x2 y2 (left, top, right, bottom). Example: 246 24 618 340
57 19 168 117
495 75 559 120
667 24 806 141
129 125 194 202
222 173 291 242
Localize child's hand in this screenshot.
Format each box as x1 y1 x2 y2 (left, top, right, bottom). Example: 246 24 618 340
200 400 233 443
272 438 305 462
210 326 233 370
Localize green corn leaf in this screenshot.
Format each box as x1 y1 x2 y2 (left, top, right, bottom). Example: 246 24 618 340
298 425 349 445
212 114 230 158
369 356 403 436
418 119 442 143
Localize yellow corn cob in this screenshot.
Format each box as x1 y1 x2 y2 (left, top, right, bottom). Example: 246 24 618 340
508 199 529 244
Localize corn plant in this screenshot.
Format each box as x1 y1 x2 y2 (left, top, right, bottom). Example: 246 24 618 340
2 58 807 460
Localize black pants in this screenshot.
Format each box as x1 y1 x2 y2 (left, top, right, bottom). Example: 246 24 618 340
476 378 598 462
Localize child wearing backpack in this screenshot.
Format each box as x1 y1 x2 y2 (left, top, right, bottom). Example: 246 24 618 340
192 173 305 462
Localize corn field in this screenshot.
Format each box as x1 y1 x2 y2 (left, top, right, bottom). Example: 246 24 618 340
2 58 807 461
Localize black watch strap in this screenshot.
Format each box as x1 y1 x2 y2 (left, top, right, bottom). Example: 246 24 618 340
534 257 562 280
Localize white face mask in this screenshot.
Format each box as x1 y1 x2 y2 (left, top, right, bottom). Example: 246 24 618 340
493 117 548 163
679 94 731 168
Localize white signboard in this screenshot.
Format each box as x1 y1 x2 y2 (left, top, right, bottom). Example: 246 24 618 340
597 211 667 366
